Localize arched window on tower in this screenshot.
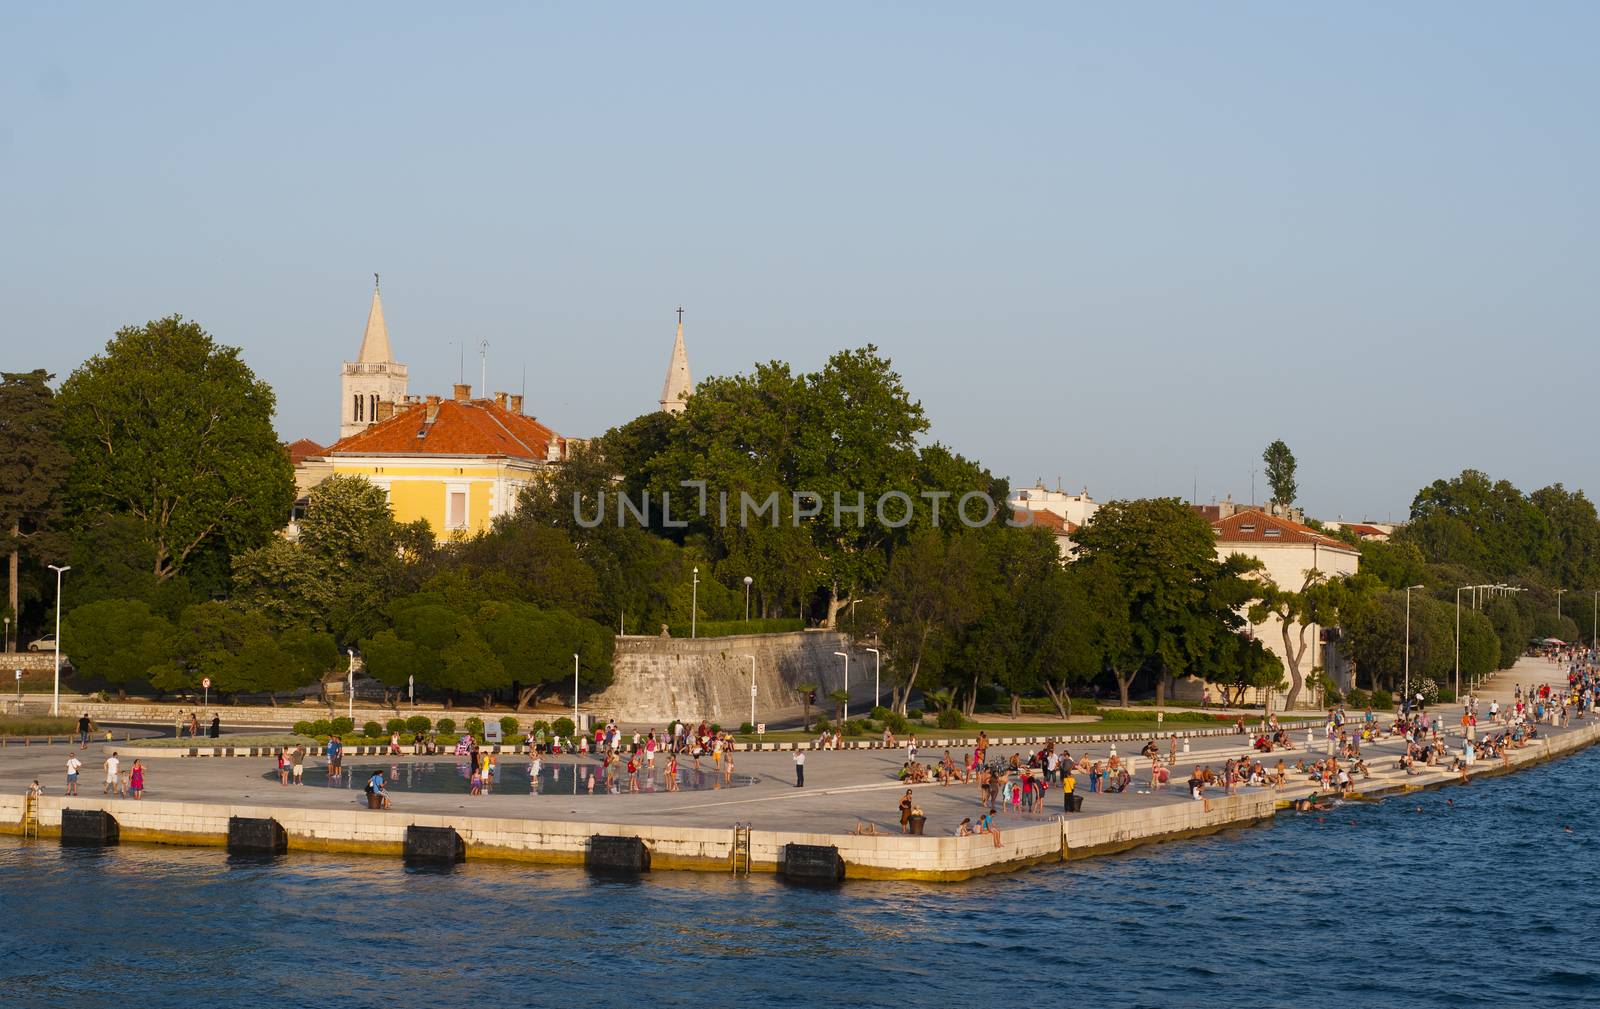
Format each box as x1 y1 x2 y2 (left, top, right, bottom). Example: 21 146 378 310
353 394 364 422
369 393 379 422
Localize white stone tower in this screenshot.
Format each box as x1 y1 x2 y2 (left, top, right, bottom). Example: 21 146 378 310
658 306 692 415
340 274 409 439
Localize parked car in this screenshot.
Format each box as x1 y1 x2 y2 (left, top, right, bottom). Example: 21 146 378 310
26 636 55 652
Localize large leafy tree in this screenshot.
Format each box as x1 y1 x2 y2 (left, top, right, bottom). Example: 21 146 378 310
1072 498 1257 707
869 528 986 714
233 475 428 642
476 600 614 709
57 316 294 580
60 598 173 697
153 601 331 701
1403 469 1551 578
0 370 71 633
1529 484 1600 592
1248 569 1367 708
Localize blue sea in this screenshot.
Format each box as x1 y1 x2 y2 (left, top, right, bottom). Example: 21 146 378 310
3 745 1597 1008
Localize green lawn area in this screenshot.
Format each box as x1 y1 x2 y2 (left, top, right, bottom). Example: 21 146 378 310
0 714 78 737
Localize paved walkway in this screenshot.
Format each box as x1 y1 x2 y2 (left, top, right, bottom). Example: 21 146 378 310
1 658 1585 838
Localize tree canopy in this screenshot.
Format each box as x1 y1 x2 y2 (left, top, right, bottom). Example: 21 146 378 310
57 316 294 581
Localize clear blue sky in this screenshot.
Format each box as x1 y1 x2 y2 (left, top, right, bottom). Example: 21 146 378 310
4 3 1595 521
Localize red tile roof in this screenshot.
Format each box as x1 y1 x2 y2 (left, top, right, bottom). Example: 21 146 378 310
1013 508 1079 534
1346 523 1386 538
1212 509 1355 551
286 438 326 465
322 399 564 461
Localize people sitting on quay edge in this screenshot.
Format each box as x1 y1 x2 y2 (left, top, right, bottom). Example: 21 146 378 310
1187 769 1213 813
1140 739 1161 760
978 807 1002 848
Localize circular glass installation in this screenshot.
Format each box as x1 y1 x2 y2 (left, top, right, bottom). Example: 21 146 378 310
262 758 757 795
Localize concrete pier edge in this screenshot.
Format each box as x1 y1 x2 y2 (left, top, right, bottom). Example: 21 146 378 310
6 720 1594 881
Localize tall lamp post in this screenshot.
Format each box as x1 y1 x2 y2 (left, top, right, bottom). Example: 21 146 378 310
746 655 757 731
1404 584 1424 707
47 563 69 716
690 567 699 639
743 575 753 623
346 649 355 722
1555 588 1566 628
3 616 9 653
866 647 881 709
833 650 850 724
573 653 580 737
1454 585 1469 702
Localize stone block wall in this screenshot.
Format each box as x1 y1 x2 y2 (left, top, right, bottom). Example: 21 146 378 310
587 630 881 726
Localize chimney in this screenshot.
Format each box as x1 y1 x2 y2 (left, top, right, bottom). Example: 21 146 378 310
374 400 395 422
453 383 471 402
494 391 507 410
508 394 523 415
425 394 441 423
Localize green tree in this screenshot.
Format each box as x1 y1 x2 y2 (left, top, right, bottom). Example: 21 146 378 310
156 602 323 700
475 600 614 709
1072 498 1254 707
61 598 173 696
1262 440 1297 509
233 475 426 642
1529 484 1600 591
1403 470 1551 577
57 316 294 580
0 370 71 634
1248 570 1364 708
871 529 985 714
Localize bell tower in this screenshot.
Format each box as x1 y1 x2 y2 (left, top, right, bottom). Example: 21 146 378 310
340 274 409 439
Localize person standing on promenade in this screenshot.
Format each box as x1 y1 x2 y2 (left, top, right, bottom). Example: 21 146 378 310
129 759 145 799
189 712 200 738
794 749 805 787
65 754 81 795
327 735 342 778
103 752 119 795
899 789 915 832
77 713 91 749
291 744 306 784
209 714 220 739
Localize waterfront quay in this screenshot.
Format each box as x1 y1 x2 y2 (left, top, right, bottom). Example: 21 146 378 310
3 659 1590 881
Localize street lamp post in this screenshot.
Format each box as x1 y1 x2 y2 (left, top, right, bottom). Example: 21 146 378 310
1404 584 1424 708
1455 586 1469 702
346 649 355 722
833 650 850 724
746 655 757 731
573 653 580 737
866 647 881 709
3 616 9 653
47 564 69 716
743 576 753 622
691 567 699 639
1555 588 1566 626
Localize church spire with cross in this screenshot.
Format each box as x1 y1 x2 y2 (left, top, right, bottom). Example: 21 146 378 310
340 273 409 439
658 306 692 415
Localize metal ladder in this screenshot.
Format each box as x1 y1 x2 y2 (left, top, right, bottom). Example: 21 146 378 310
20 793 39 840
731 822 752 877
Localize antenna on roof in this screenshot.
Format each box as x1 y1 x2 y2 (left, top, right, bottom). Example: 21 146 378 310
479 339 489 398
521 363 526 399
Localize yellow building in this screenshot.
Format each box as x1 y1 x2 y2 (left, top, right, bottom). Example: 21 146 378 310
296 384 566 537
292 282 566 537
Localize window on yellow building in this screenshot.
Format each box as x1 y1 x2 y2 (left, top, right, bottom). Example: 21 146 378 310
447 490 467 530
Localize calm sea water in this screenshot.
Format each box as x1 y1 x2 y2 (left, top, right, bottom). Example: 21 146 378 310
4 746 1598 1009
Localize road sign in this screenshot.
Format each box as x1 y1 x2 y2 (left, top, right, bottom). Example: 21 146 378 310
202 677 211 689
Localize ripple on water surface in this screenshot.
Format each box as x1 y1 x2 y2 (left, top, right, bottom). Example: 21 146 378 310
3 746 1599 1008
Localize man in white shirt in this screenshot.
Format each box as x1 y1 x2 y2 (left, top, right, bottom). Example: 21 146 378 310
103 752 120 795
66 755 83 796
794 749 805 787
